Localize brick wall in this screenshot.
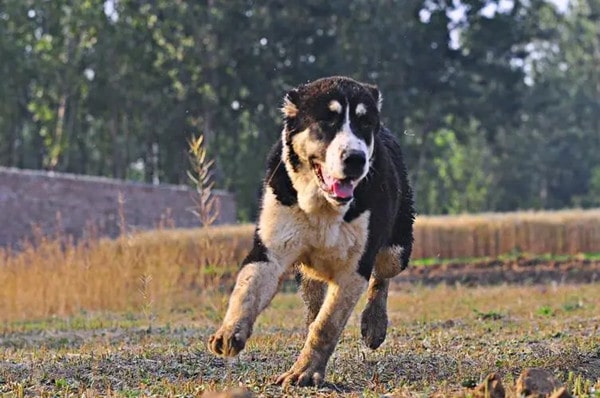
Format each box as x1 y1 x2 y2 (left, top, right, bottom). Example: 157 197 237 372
0 167 236 247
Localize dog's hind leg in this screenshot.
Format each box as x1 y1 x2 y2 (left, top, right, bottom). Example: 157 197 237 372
360 276 390 349
360 244 404 349
299 276 327 328
361 187 414 349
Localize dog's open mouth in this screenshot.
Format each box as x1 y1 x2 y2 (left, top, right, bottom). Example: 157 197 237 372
311 161 357 204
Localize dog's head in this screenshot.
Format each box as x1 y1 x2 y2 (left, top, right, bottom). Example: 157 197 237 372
281 76 381 208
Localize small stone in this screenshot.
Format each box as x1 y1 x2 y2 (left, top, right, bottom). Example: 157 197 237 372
472 372 505 398
516 368 562 397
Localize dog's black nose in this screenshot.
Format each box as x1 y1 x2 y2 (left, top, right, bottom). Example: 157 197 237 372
343 150 366 178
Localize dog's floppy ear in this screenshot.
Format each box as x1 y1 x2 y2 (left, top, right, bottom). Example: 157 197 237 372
364 83 382 112
281 88 300 119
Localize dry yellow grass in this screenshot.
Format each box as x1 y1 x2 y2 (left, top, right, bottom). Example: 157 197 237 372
0 228 243 323
1 208 599 323
136 208 600 260
413 208 600 259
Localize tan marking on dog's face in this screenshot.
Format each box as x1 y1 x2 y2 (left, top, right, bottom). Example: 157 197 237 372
281 128 340 213
328 100 343 114
373 245 404 279
289 128 327 172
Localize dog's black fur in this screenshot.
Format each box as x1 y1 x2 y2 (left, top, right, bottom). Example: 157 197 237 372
208 76 415 387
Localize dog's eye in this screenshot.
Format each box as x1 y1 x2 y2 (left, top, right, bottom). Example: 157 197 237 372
319 112 339 128
356 115 376 129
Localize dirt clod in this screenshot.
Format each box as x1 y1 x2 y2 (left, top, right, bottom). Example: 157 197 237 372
472 372 505 398
516 368 562 397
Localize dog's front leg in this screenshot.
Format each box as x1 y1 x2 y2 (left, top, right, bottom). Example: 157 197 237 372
208 259 285 357
276 271 368 386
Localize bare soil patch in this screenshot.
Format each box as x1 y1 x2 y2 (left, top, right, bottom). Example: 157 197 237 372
398 258 600 287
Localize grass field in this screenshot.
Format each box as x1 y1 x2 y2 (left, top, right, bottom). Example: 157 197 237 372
2 208 600 396
2 283 599 397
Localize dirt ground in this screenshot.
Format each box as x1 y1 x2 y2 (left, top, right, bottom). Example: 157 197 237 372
1 259 600 397
397 257 600 287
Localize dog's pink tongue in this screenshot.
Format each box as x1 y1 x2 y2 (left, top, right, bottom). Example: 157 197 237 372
322 171 354 199
331 180 354 199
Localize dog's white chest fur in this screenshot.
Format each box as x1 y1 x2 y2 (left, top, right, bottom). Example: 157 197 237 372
258 187 370 282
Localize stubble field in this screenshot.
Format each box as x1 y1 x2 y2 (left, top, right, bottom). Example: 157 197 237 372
1 211 600 397
2 280 600 397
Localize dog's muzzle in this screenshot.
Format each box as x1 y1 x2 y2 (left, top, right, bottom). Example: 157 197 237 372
311 152 367 205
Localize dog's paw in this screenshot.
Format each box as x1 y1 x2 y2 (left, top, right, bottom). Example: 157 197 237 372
207 323 250 357
360 302 388 349
275 365 325 387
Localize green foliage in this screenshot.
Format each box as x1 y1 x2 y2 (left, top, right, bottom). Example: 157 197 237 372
579 166 600 207
418 128 491 214
0 0 598 219
537 305 555 317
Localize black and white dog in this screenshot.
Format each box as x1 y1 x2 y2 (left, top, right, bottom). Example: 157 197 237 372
208 76 415 386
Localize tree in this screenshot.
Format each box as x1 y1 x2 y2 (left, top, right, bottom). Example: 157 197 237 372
0 0 598 219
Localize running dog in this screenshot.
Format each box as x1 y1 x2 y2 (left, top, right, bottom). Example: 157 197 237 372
208 76 415 386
